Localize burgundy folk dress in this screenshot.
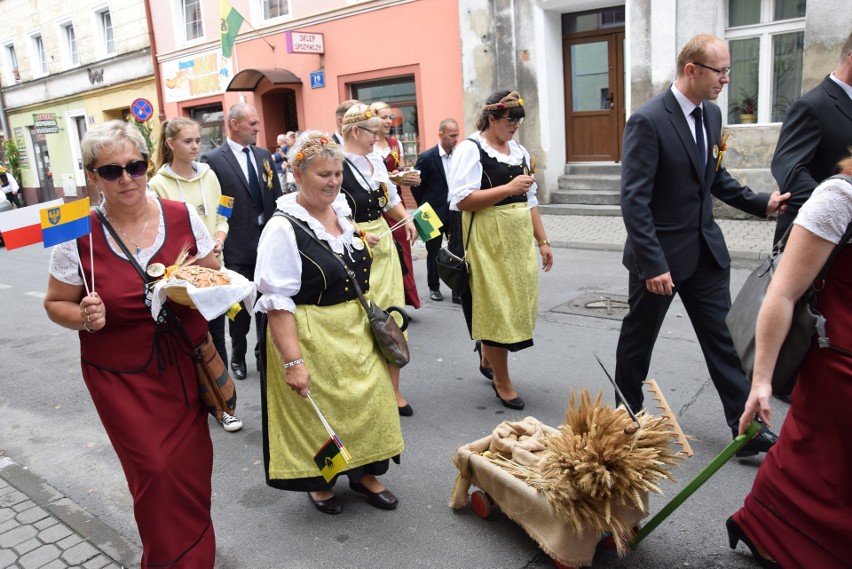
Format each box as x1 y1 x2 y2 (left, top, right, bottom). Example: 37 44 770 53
733 246 852 568
77 201 215 567
381 137 421 309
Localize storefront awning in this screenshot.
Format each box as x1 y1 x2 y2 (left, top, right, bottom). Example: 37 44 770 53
226 68 302 91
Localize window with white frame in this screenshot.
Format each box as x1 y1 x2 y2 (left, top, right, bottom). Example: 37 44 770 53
94 7 116 56
725 0 806 125
30 33 48 76
3 43 20 84
60 21 80 67
182 0 204 41
261 0 289 20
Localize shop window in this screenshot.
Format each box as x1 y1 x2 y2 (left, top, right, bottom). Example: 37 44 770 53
190 105 224 154
350 76 419 163
261 0 289 20
3 43 20 84
726 0 805 124
182 0 204 41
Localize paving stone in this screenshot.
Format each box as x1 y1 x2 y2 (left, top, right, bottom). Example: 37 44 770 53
0 518 20 535
0 524 38 548
0 490 26 508
0 508 14 523
38 560 69 569
38 523 73 544
57 533 83 550
0 485 16 497
0 548 18 568
83 554 114 569
15 505 49 525
13 537 42 555
61 541 99 565
0 479 8 490
18 543 61 569
11 500 35 513
101 564 123 569
34 517 58 531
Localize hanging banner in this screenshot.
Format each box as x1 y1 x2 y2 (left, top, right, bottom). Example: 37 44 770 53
162 49 235 103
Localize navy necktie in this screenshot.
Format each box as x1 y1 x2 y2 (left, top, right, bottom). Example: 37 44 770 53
242 147 264 217
691 106 706 170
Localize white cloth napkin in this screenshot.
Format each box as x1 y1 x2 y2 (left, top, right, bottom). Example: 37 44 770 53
150 269 256 321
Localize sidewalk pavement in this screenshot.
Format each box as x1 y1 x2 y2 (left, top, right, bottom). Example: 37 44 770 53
0 214 775 569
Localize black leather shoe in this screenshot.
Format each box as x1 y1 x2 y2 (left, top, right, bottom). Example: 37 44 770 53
726 516 780 568
735 426 779 458
230 361 247 380
349 482 398 510
492 383 524 410
307 492 343 515
398 404 414 417
474 341 494 380
451 293 462 304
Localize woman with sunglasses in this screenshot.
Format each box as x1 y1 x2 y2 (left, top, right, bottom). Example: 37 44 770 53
148 117 243 433
370 101 421 309
44 120 221 567
340 103 418 416
448 90 553 411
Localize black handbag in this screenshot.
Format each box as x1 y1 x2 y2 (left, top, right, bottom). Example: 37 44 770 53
278 212 411 368
437 212 474 292
727 196 852 393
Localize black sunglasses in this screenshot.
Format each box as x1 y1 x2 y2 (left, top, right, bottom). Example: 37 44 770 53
90 160 148 182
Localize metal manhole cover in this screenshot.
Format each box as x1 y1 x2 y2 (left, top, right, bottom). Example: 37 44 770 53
552 293 629 320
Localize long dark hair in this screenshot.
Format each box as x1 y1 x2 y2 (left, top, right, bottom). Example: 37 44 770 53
476 90 526 132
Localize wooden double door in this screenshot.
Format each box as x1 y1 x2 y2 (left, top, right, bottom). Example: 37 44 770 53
564 29 625 162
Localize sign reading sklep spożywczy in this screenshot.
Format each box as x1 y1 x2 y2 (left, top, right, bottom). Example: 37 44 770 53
286 31 324 54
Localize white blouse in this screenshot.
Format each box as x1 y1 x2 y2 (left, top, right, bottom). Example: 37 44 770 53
254 193 359 314
344 151 401 210
447 130 539 211
794 176 852 244
49 198 214 286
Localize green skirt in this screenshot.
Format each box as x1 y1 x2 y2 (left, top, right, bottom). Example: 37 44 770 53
463 203 538 345
358 216 405 316
264 299 404 483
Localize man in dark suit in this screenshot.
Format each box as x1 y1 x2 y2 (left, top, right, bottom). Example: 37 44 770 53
615 34 789 456
201 102 282 379
412 118 460 301
771 32 852 244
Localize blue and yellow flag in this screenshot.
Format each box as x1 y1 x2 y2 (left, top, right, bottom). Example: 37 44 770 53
412 202 443 242
219 0 245 58
40 197 91 247
313 438 350 483
217 195 234 218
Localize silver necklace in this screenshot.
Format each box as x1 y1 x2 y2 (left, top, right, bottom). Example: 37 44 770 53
106 201 151 257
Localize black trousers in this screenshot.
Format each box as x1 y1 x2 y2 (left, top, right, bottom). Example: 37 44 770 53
227 263 261 365
614 246 750 430
424 227 446 292
209 314 227 368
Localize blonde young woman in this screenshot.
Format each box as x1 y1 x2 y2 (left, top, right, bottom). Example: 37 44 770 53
149 117 242 432
369 101 421 308
339 103 418 416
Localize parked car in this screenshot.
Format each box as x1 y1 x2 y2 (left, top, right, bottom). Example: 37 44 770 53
0 192 13 247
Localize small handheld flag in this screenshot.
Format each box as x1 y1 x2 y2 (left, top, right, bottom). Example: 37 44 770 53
0 199 63 249
40 197 92 247
307 393 352 482
217 195 234 218
411 202 443 242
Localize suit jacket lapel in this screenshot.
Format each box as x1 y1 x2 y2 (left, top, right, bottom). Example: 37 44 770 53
702 103 719 187
664 90 704 181
823 77 852 124
222 145 251 195
433 148 448 186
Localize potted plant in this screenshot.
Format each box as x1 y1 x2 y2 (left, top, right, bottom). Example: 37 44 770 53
730 90 757 124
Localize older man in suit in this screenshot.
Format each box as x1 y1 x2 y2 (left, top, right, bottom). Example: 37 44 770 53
771 32 852 245
412 118 460 301
201 102 282 379
614 34 789 456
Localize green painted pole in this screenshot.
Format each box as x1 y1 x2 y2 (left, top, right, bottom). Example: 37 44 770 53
629 421 761 548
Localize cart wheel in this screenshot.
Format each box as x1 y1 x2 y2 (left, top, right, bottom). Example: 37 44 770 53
599 526 640 551
470 490 493 518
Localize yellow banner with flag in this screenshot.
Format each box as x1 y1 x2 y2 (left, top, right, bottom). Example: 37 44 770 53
219 0 244 58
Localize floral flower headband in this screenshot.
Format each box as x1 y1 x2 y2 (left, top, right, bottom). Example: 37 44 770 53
293 134 339 166
342 109 374 125
482 91 524 111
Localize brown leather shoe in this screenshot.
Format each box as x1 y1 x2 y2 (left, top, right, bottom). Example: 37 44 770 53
307 492 343 515
349 482 398 510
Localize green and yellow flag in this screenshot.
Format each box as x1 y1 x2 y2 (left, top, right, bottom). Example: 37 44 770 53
313 438 349 483
219 0 244 58
412 202 443 242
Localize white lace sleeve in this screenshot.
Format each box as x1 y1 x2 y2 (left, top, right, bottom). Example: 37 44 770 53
49 240 85 286
187 205 215 257
254 216 300 314
448 140 482 211
794 178 852 244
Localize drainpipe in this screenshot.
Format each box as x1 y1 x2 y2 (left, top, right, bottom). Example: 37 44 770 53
0 89 9 141
143 0 167 123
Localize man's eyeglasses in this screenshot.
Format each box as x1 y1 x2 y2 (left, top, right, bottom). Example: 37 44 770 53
692 62 732 77
89 160 148 182
502 117 524 126
357 125 379 137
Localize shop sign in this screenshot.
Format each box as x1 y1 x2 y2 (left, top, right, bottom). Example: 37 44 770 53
14 127 29 169
33 113 60 135
286 31 324 54
163 49 235 103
